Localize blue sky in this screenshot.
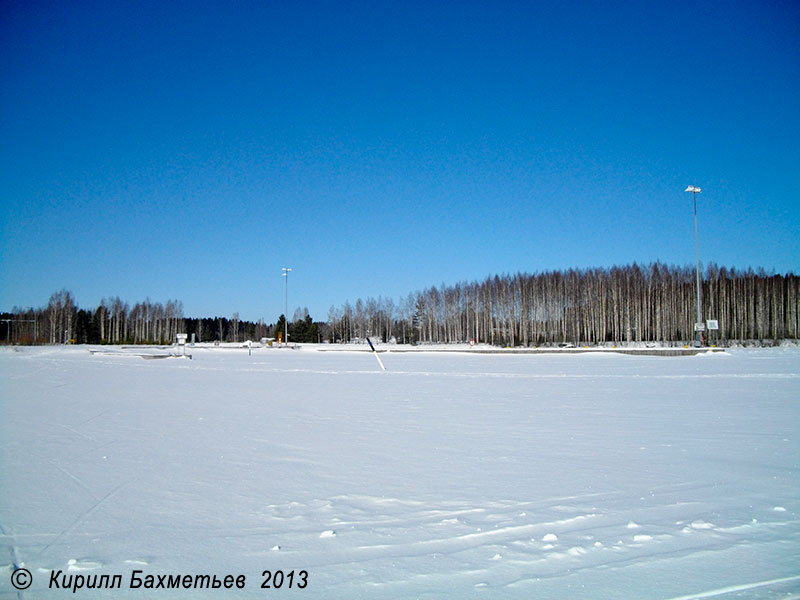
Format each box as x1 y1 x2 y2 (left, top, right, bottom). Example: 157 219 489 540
2 0 798 322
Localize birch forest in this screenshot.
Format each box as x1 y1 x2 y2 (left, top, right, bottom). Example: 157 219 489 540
2 262 798 346
328 263 799 345
1 292 189 345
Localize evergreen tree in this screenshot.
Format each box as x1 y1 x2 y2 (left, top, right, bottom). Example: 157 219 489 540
274 314 287 342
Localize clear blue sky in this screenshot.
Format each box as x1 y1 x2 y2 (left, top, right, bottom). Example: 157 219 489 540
2 0 798 322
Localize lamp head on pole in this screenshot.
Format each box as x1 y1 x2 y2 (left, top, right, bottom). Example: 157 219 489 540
685 185 702 193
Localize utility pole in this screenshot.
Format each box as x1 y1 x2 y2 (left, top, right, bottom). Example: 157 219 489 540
685 186 703 346
282 267 291 346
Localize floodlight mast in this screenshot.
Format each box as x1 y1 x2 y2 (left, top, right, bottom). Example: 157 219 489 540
282 267 292 346
685 186 703 346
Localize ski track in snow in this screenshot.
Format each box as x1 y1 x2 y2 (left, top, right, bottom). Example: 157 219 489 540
247 492 799 591
662 575 800 600
1 346 798 598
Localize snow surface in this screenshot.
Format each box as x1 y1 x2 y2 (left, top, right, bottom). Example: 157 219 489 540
1 346 799 599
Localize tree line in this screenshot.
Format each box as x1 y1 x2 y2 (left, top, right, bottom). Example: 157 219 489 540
327 263 798 345
1 292 187 345
2 263 798 346
0 291 325 345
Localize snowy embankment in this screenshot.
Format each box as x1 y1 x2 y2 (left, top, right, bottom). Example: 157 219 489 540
1 346 798 599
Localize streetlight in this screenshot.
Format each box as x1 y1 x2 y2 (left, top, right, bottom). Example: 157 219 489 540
685 185 703 347
282 267 291 346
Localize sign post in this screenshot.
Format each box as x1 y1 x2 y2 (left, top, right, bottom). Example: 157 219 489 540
176 333 188 356
706 319 719 346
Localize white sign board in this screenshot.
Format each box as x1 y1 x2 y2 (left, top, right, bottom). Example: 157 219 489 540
694 322 706 332
176 333 188 345
706 320 719 331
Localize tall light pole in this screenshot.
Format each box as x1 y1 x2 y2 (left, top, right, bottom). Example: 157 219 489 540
281 267 291 346
685 186 703 346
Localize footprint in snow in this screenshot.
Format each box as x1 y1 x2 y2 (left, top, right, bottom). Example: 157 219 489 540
67 559 102 571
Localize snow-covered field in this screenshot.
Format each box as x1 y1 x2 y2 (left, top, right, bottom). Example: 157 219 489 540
1 345 798 599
